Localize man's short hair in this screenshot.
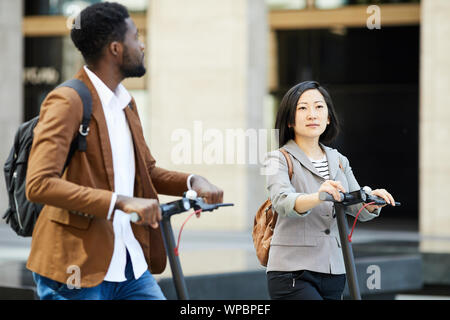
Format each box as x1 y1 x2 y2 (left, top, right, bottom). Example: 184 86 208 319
71 2 130 63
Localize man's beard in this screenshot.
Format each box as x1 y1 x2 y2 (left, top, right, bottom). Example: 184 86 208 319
121 47 146 78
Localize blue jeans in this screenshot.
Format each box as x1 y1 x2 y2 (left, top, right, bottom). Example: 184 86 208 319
32 252 166 300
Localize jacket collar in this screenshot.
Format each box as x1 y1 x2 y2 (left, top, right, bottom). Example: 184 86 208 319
83 66 131 111
282 139 340 180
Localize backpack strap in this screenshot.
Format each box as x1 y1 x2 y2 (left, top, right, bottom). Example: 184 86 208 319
57 79 92 152
279 148 293 181
56 79 92 172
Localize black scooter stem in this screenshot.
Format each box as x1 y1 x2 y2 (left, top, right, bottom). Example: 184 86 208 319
335 203 361 300
160 217 189 300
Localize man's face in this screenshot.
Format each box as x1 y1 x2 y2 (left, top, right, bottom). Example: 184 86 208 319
120 18 146 78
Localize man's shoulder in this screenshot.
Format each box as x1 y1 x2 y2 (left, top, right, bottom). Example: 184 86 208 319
43 85 84 107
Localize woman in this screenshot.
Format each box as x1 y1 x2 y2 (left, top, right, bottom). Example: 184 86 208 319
264 81 395 300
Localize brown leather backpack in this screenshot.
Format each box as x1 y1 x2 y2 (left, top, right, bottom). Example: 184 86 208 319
252 148 293 267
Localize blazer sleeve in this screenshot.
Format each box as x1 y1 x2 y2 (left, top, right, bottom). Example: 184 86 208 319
339 154 381 222
26 88 114 219
146 153 190 196
264 151 311 218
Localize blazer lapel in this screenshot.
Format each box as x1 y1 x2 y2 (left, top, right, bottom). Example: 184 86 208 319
124 104 154 198
282 140 324 180
74 68 115 191
321 143 339 180
282 140 341 181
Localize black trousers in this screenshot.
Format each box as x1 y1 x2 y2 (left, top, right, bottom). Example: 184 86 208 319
267 270 346 300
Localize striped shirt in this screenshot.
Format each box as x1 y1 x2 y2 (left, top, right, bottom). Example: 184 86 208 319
309 155 329 180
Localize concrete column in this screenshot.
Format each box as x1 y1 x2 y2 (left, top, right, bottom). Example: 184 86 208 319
420 0 450 252
147 0 267 231
0 0 23 220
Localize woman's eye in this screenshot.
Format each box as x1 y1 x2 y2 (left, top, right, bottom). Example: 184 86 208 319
317 105 324 108
297 106 306 110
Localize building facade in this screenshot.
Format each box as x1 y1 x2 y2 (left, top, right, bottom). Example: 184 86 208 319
0 1 449 256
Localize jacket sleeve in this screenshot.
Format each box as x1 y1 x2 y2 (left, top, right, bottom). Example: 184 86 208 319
263 151 311 218
339 154 381 222
147 158 190 196
26 88 114 219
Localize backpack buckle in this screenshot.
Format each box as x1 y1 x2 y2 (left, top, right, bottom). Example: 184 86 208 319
79 124 90 136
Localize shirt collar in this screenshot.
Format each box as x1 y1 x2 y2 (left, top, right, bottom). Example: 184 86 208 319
83 65 131 110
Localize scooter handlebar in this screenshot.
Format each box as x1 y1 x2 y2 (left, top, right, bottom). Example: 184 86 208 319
128 197 233 223
319 189 401 206
319 191 345 202
130 212 140 223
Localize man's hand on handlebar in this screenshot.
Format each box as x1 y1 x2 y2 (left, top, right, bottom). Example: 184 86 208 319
115 195 162 228
190 175 224 204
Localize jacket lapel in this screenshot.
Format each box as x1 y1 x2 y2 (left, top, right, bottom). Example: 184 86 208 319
321 143 339 180
74 68 115 191
282 140 340 181
124 103 154 198
282 140 323 180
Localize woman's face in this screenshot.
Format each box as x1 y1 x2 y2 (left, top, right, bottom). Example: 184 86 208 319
291 89 330 141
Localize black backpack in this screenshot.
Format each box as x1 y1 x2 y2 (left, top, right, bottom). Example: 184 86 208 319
2 79 92 237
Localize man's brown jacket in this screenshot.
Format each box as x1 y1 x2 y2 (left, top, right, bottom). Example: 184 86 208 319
26 68 189 287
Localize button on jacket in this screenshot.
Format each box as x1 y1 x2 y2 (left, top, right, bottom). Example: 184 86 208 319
25 67 190 287
264 139 381 274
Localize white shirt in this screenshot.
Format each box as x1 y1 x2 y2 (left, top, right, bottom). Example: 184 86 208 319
84 66 148 282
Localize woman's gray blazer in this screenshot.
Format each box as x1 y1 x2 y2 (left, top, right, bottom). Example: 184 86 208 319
263 139 381 274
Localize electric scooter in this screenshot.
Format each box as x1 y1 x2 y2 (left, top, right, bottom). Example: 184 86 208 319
319 186 401 300
129 191 234 300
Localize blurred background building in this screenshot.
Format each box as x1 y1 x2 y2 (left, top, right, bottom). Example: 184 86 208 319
1 0 450 299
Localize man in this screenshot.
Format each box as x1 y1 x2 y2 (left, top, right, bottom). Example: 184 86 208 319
25 2 223 300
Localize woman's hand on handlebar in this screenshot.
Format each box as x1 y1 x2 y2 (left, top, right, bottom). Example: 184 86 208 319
115 195 162 228
365 188 396 212
318 180 346 202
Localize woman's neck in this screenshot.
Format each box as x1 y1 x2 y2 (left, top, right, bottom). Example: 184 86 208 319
294 136 324 160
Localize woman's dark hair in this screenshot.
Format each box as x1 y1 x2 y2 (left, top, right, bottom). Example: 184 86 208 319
70 2 130 63
275 81 340 147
